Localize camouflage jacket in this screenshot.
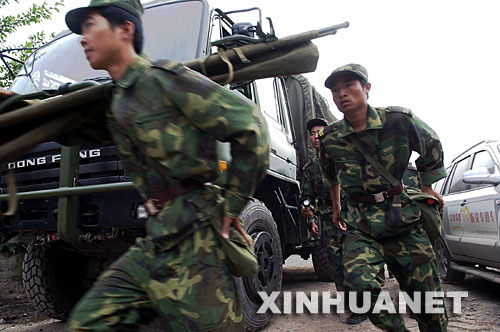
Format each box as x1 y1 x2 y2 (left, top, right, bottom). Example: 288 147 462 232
319 105 446 239
299 156 339 234
107 56 269 245
300 156 333 216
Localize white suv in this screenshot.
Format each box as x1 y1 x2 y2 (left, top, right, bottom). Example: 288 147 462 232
433 139 500 283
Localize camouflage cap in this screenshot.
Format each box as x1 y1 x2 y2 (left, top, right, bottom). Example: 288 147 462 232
324 63 368 89
65 0 144 34
306 118 328 132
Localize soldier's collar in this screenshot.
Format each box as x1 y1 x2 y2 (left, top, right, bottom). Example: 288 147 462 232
337 105 382 138
115 54 151 88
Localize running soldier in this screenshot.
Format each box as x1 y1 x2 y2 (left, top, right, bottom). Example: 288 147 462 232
319 63 447 331
64 0 269 331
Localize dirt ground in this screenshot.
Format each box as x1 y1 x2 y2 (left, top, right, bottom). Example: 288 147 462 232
1 255 500 332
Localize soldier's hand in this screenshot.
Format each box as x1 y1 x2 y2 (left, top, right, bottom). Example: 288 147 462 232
0 88 14 102
301 205 314 218
333 210 347 231
221 216 252 246
310 222 319 237
421 184 445 213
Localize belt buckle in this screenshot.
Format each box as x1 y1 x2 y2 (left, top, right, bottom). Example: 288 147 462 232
145 199 160 216
372 192 385 203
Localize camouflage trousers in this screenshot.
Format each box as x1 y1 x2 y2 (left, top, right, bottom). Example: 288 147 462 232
343 224 448 332
326 231 345 292
68 225 243 332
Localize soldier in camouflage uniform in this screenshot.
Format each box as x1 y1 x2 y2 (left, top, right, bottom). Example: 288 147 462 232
300 119 330 238
300 118 366 325
65 1 269 331
319 63 447 332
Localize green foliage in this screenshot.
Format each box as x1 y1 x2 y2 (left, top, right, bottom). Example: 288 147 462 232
0 0 65 88
0 242 27 255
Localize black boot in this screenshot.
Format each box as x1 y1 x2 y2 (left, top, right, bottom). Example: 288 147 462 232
346 313 367 325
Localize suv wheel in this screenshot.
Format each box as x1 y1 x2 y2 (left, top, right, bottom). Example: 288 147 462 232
433 237 465 283
237 200 283 331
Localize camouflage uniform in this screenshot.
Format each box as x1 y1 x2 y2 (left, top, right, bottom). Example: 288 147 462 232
68 56 269 331
319 105 447 332
299 157 344 291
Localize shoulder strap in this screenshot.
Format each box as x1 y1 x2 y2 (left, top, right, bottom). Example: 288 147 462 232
347 134 401 187
152 59 185 75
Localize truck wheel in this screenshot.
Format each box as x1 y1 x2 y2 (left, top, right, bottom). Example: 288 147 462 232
311 244 335 281
237 200 283 332
433 237 465 283
22 241 88 320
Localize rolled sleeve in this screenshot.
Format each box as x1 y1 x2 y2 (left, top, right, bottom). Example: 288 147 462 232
419 167 447 186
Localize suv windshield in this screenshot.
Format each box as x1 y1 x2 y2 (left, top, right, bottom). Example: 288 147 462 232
11 0 209 94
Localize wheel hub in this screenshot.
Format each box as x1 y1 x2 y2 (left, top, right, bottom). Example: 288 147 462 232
434 239 448 276
244 230 280 302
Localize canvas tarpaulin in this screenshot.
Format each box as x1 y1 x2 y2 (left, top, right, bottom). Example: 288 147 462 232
284 75 337 173
0 22 349 164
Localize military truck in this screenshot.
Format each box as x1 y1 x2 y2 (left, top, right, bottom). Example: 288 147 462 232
0 0 340 330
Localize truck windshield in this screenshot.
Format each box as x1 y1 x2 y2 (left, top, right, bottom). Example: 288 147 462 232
11 0 208 94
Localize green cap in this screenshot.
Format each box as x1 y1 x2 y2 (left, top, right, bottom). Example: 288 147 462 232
306 118 327 132
65 0 144 34
324 63 368 89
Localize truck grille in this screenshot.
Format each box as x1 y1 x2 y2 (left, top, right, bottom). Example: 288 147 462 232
0 142 128 193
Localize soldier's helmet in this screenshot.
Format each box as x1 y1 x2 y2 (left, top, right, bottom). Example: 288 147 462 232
324 63 368 89
66 0 144 34
306 118 328 132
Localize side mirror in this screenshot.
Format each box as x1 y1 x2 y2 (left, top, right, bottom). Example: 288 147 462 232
462 167 500 186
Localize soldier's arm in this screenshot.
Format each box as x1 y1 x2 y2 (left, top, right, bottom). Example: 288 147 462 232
319 136 346 230
318 138 338 188
299 164 316 217
330 184 341 213
299 164 315 204
407 112 447 186
167 70 269 219
329 184 346 231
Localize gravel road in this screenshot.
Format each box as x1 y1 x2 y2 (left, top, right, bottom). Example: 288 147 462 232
1 255 500 332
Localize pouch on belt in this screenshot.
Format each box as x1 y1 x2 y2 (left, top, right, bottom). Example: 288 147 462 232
190 185 258 277
405 186 442 242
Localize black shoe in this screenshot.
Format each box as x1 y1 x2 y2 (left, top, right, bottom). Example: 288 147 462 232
346 313 367 325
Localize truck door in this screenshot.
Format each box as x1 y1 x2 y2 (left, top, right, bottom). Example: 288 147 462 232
254 77 297 179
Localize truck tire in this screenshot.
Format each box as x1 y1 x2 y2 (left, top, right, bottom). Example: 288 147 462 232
433 237 465 283
22 241 89 320
311 244 335 281
237 200 283 332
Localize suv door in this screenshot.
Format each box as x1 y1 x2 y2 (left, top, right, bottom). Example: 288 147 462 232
441 155 471 255
460 148 500 262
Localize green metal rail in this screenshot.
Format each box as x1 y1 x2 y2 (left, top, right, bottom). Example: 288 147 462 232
0 182 135 201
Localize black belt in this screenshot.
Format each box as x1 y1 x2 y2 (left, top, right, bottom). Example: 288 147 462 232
144 178 203 216
348 183 403 203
